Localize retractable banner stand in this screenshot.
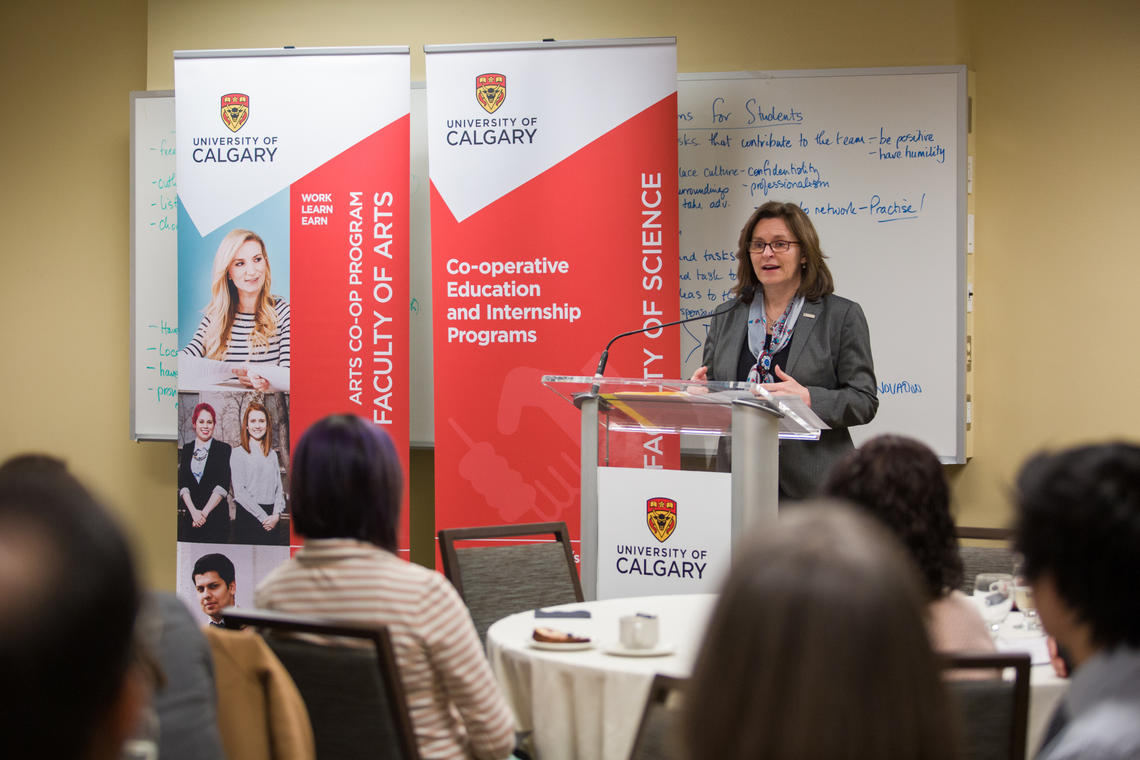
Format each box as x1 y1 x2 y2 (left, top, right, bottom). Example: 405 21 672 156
173 47 411 623
426 39 679 560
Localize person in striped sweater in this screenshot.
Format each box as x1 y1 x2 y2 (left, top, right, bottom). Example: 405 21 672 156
256 415 517 760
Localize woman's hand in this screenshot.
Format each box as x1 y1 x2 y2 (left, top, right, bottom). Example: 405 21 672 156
686 365 710 395
759 365 811 407
189 506 206 528
261 514 280 531
234 367 270 391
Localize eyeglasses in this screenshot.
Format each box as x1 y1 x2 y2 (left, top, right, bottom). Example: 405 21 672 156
749 239 799 254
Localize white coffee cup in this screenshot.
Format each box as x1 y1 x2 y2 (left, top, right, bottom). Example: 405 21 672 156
619 613 659 649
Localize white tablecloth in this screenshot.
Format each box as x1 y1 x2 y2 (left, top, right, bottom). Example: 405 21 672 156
487 594 714 760
996 612 1068 756
486 596 1068 760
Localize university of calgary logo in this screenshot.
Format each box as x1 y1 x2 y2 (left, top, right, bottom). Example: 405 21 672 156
220 93 250 132
647 497 677 543
475 73 506 114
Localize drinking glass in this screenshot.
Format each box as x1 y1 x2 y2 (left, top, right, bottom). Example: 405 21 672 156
1012 557 1042 633
973 572 1013 636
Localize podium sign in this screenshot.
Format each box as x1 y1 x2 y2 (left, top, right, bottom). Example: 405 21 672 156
597 467 731 598
543 375 825 600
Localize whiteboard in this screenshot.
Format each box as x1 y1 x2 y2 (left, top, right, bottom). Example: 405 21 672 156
676 67 967 462
130 91 179 440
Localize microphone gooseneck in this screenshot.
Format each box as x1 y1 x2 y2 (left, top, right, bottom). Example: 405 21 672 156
593 297 746 380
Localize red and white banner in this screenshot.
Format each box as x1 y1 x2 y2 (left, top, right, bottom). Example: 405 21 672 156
426 39 679 556
174 48 411 620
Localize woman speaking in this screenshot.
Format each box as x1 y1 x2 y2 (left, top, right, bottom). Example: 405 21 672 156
181 229 290 391
692 201 878 500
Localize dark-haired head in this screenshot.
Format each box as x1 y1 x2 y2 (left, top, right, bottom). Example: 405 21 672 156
290 414 403 552
0 452 68 476
732 201 834 302
685 502 956 760
192 552 235 586
1014 442 1140 650
824 434 962 599
0 464 142 759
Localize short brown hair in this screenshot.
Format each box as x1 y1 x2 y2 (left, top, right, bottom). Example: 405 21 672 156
732 201 835 301
684 502 958 760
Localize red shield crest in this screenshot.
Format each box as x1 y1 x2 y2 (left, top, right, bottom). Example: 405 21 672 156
647 497 677 543
221 93 250 132
475 73 506 114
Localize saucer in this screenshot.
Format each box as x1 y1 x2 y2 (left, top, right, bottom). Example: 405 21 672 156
602 641 676 657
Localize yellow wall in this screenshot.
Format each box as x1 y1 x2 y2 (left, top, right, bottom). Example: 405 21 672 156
951 0 1140 526
3 0 1137 589
0 1 164 578
144 0 966 86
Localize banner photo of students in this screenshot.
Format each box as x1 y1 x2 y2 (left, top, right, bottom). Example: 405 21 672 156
426 39 679 560
174 47 412 557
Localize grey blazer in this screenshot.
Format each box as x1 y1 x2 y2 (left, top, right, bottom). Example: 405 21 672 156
701 293 878 499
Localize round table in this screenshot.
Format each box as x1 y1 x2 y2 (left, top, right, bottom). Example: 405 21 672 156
995 612 1068 756
487 594 715 760
486 596 1068 760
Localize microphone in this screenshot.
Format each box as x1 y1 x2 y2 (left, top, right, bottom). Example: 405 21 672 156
593 292 749 379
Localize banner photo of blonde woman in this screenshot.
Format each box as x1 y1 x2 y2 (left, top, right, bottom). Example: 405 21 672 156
178 213 291 393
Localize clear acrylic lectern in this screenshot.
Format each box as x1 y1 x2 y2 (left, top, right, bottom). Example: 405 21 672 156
542 375 825 600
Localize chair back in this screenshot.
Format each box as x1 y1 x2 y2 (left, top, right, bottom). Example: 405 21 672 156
628 674 687 760
223 608 420 760
438 521 583 644
959 546 1016 594
957 527 1015 594
942 652 1031 760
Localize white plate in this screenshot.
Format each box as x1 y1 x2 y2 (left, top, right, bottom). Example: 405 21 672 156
528 639 594 652
602 641 676 657
996 633 1050 665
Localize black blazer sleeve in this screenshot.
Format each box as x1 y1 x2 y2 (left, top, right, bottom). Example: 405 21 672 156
178 442 194 493
701 299 748 381
784 295 878 430
202 440 232 497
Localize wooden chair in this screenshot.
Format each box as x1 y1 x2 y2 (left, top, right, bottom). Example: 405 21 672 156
942 652 1031 760
222 608 420 760
438 521 583 644
627 674 687 760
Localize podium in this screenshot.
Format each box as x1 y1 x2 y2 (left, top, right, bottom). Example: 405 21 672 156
542 376 825 600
